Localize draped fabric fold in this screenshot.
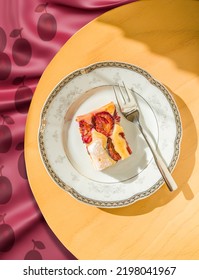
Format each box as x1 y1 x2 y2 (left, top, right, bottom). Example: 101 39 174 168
0 0 135 259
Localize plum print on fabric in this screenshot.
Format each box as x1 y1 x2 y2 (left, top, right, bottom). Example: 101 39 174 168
35 3 57 41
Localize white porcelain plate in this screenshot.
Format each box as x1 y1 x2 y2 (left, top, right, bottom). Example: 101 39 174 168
38 61 182 208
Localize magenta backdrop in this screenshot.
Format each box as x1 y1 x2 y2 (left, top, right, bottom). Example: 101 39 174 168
0 0 136 260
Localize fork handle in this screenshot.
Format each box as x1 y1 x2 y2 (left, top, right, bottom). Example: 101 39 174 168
137 123 178 191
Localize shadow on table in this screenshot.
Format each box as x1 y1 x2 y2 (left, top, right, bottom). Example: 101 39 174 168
97 0 199 77
101 91 197 216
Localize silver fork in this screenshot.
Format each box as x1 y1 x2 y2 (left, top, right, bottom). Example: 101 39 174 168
113 82 178 192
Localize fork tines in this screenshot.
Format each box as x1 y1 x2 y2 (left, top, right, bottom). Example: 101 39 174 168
113 82 138 111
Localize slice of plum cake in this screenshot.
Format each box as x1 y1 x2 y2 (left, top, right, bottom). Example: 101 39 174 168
76 102 132 171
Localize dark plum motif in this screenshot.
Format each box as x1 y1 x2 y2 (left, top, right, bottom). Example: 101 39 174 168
13 76 33 114
10 28 32 66
0 166 12 204
16 142 27 180
0 214 15 252
24 239 45 259
0 27 11 80
35 3 57 41
0 115 14 153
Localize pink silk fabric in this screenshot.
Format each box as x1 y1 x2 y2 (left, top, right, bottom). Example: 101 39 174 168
0 0 136 260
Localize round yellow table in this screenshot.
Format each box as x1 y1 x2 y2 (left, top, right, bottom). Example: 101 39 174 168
25 0 199 259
